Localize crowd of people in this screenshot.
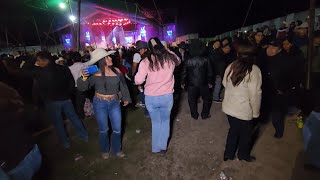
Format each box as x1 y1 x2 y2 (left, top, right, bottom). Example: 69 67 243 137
1 19 320 179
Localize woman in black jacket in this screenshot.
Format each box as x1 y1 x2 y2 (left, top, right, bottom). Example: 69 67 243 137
182 39 214 120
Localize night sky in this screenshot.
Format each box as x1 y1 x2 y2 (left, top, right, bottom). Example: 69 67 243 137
0 0 318 46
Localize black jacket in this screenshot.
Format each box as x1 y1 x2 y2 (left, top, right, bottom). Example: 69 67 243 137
283 46 305 87
262 51 294 93
182 56 214 87
208 48 226 77
33 64 75 102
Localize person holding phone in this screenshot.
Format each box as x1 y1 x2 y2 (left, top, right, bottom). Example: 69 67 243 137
77 48 131 159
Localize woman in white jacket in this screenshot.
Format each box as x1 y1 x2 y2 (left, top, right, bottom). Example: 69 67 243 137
222 41 262 162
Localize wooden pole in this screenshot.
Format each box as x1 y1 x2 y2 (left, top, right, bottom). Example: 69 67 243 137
306 0 316 90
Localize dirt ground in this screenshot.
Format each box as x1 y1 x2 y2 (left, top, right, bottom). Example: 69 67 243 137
34 92 320 180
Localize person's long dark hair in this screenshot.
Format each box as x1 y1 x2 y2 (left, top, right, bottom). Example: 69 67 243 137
227 41 256 86
147 38 179 71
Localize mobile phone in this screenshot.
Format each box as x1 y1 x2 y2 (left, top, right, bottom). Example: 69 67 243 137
85 65 99 74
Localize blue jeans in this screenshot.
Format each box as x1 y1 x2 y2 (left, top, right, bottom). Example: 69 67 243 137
213 75 222 101
93 97 122 153
7 145 42 180
139 91 150 117
145 94 173 153
45 100 88 148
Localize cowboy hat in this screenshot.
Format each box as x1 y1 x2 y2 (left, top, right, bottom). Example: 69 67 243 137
55 57 65 64
87 48 116 65
295 22 308 30
136 40 148 50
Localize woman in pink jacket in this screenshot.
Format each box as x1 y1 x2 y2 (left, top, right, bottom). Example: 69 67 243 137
135 37 180 154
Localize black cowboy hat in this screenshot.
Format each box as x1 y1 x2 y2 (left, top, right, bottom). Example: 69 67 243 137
136 40 148 50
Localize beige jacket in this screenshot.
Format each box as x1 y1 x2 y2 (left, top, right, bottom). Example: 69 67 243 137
222 64 262 121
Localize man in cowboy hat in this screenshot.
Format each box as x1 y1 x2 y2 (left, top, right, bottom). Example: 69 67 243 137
131 40 148 76
55 57 65 66
131 41 149 115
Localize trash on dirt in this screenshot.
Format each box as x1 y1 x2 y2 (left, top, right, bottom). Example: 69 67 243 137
176 119 181 122
74 154 83 161
220 171 228 180
114 172 118 175
136 129 141 134
212 168 216 171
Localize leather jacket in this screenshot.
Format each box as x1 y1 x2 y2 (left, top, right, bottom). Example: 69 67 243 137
182 56 214 87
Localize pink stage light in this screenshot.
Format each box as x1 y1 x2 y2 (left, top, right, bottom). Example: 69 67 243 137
91 18 131 26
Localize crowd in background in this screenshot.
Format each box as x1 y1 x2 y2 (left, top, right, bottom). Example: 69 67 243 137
1 19 320 179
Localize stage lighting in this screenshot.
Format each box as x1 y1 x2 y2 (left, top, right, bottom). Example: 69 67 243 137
69 15 76 22
59 2 66 9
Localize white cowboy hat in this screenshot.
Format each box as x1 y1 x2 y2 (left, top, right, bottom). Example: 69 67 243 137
295 22 309 30
55 57 65 64
87 48 116 65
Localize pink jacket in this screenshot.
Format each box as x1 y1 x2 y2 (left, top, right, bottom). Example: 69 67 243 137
135 54 180 96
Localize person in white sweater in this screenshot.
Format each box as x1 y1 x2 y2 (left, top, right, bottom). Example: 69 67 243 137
222 41 262 162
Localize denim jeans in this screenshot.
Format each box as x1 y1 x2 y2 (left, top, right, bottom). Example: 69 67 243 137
7 145 42 180
93 97 122 153
45 100 88 148
138 91 150 117
145 94 173 153
213 75 222 101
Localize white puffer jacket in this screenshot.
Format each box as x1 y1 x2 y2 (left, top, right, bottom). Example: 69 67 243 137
222 63 262 121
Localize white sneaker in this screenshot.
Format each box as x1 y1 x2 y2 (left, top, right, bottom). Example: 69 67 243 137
135 102 145 108
101 153 109 160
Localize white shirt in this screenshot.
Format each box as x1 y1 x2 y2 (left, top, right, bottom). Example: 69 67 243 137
69 62 89 87
133 53 142 63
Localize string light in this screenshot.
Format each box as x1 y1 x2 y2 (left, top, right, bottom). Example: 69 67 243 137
91 18 132 26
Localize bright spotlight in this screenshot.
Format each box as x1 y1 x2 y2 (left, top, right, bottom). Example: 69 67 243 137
59 2 66 9
69 15 76 22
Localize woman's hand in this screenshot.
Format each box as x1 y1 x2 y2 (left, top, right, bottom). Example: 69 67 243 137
122 101 129 106
82 69 90 77
81 69 90 80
